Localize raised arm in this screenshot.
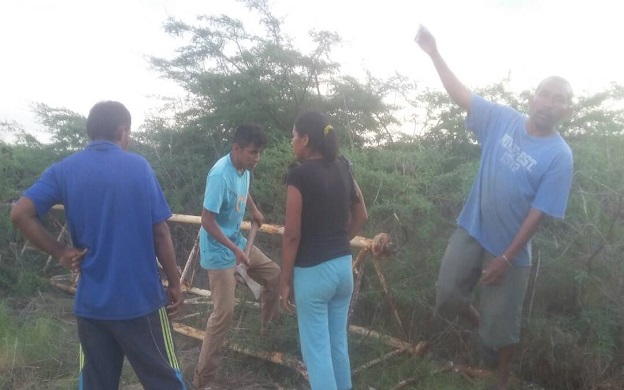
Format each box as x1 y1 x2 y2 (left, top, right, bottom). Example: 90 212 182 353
415 25 472 111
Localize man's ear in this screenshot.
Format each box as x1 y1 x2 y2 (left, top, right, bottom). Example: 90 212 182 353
118 125 131 150
114 125 130 141
302 135 309 146
114 125 124 141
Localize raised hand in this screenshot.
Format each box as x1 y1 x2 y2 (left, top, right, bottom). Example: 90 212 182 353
415 25 438 56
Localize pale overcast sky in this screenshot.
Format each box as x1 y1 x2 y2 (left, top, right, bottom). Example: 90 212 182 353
0 0 621 141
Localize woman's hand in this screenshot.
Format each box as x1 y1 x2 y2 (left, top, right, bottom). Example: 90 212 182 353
280 281 295 313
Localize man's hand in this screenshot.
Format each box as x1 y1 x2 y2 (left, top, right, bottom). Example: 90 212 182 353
57 247 87 273
166 284 183 318
250 208 264 228
280 281 295 314
480 257 511 286
415 25 438 56
234 247 250 266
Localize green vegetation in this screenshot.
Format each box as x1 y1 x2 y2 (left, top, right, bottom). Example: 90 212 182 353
0 256 78 390
1 1 623 388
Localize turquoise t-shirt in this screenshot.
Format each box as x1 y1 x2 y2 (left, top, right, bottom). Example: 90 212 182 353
457 95 573 266
200 153 249 269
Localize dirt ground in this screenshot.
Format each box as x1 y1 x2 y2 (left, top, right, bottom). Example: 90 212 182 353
35 285 301 390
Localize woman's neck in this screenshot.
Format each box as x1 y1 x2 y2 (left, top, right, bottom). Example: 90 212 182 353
304 150 324 160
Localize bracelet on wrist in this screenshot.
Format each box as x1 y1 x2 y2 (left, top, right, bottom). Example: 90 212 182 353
501 254 512 267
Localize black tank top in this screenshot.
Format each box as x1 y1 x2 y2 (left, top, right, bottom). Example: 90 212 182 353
286 157 356 267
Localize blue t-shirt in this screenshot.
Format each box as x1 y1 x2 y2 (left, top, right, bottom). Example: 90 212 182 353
23 141 172 320
457 95 573 266
200 153 248 270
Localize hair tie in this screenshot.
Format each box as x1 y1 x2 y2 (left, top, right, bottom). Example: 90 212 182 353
323 125 333 136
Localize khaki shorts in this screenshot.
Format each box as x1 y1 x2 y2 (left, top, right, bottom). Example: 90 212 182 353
434 227 531 348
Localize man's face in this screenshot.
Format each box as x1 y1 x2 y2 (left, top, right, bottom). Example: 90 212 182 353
233 143 263 171
529 78 573 132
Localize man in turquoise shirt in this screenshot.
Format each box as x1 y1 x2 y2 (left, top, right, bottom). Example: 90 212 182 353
193 123 280 389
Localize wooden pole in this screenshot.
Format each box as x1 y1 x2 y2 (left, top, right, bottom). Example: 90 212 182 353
390 376 420 390
43 224 68 272
51 205 372 249
348 325 428 356
348 248 370 323
45 205 413 383
352 348 406 375
172 322 309 379
180 231 200 285
371 257 408 340
235 222 262 299
49 276 76 294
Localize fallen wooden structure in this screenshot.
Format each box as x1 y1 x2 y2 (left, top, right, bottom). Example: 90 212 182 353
40 206 438 387
165 212 428 381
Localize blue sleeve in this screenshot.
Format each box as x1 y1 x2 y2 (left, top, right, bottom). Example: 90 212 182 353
466 95 517 145
531 148 573 219
465 95 493 143
146 163 172 224
203 173 227 214
23 164 62 218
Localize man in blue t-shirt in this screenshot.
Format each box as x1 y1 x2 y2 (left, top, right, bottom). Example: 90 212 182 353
416 27 574 390
10 101 186 389
193 123 280 389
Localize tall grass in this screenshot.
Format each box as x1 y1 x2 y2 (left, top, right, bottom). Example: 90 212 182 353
0 300 79 390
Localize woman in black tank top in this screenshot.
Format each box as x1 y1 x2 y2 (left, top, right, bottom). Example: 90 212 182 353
280 110 367 390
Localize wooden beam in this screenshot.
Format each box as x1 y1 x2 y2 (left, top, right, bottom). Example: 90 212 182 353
51 205 372 249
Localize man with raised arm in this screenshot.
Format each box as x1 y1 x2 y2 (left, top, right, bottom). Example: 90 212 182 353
415 26 574 390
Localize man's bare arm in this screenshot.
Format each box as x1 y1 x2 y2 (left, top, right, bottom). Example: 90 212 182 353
153 220 182 316
415 25 472 111
480 208 544 285
246 194 264 227
10 197 86 272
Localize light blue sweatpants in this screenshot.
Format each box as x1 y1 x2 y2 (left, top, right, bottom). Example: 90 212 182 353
294 255 354 390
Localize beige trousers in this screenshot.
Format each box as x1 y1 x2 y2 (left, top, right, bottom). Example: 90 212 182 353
193 246 280 387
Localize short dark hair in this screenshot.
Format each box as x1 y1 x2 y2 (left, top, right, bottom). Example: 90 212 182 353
294 110 338 162
232 123 268 149
86 101 131 141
